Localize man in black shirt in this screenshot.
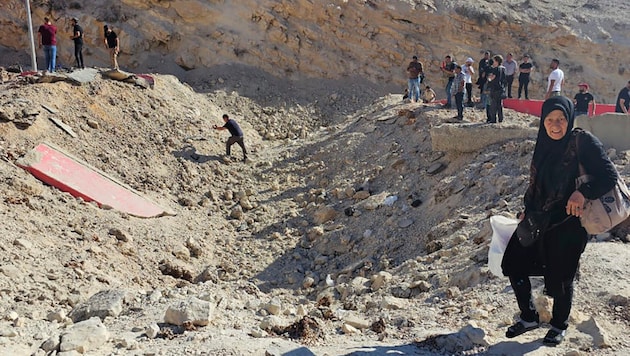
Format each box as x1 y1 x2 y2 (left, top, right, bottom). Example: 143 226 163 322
104 25 119 70
518 54 533 99
615 81 630 114
213 114 247 162
70 17 84 69
573 83 595 117
440 55 457 108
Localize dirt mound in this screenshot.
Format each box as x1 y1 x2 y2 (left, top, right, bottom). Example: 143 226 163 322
1 68 629 355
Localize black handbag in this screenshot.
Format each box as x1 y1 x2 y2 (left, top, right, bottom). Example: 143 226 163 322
516 212 550 247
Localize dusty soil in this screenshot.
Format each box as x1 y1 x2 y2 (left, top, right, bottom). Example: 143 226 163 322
0 67 629 356
0 0 629 355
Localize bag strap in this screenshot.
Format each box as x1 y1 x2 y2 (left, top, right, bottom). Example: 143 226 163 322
574 131 595 187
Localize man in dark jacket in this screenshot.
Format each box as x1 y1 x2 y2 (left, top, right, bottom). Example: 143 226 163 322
486 55 506 123
213 114 247 162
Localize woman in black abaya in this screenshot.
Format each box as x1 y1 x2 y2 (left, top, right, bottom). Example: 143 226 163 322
501 96 617 345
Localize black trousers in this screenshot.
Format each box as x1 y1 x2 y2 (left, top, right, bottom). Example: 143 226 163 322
509 276 573 330
465 83 473 104
455 92 464 119
506 74 514 98
518 75 530 99
74 43 84 68
487 92 504 122
226 136 247 158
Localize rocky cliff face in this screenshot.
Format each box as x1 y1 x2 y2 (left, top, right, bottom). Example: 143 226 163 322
1 0 629 103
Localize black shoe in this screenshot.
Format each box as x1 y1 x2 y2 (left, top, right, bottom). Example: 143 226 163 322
543 328 565 346
506 320 539 338
442 104 452 109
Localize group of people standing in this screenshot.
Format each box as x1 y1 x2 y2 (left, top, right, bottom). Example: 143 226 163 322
405 51 537 122
36 16 120 72
406 51 630 122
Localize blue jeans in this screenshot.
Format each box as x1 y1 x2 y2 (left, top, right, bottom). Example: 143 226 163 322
44 45 57 72
575 111 588 117
407 78 421 102
445 78 454 106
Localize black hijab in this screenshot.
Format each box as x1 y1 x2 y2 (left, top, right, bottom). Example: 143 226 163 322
525 96 577 212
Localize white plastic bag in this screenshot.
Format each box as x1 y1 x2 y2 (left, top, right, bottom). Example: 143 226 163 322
488 215 518 278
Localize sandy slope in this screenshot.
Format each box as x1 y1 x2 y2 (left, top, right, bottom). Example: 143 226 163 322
0 69 629 355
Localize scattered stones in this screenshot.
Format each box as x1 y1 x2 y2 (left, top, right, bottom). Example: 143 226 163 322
145 323 160 339
41 335 60 352
312 206 337 225
426 162 446 175
13 238 32 249
230 206 244 219
69 289 128 322
341 323 359 334
108 228 130 242
59 317 110 353
577 316 612 348
343 315 370 330
352 190 370 200
158 259 195 282
47 309 67 323
370 271 393 291
164 297 215 326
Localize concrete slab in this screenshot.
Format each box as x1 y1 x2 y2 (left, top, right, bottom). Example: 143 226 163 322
430 122 537 153
67 68 99 84
16 143 173 218
576 113 630 150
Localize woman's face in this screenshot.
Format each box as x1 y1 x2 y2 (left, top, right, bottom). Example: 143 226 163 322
544 109 568 140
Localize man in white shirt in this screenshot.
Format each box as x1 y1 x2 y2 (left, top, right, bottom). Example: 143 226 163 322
503 53 517 98
462 57 475 106
545 58 564 100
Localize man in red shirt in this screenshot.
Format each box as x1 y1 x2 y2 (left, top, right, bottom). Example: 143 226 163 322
38 17 57 73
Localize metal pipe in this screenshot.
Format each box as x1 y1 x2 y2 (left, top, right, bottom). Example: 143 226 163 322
25 0 38 71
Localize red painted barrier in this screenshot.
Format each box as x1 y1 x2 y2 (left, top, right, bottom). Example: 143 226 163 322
503 98 616 117
17 143 172 218
503 98 543 117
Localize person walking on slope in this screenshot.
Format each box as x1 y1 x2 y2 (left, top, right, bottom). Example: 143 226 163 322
502 96 617 346
38 17 57 73
213 114 248 162
544 58 564 100
406 55 424 103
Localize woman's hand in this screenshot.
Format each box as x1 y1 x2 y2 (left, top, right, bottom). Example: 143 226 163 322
566 190 586 217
